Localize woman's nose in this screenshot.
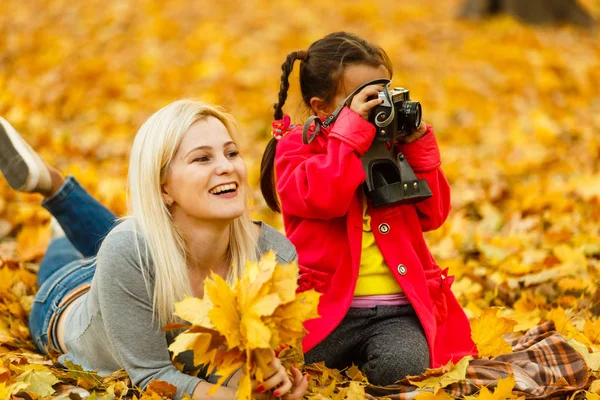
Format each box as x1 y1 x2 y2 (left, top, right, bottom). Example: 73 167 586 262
215 155 235 174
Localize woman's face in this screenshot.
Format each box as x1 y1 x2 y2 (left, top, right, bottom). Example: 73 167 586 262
162 116 248 224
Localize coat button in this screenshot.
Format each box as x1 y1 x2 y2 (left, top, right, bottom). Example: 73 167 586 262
397 264 407 275
378 223 390 234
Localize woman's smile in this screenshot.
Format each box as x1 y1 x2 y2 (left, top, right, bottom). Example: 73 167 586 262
208 182 239 197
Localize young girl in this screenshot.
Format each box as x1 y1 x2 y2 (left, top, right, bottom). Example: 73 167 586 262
260 32 477 385
0 101 308 400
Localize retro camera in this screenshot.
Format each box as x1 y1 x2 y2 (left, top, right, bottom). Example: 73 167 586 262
301 79 432 208
362 82 432 207
369 87 422 140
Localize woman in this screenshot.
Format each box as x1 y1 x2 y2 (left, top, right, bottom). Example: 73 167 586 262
0 101 308 400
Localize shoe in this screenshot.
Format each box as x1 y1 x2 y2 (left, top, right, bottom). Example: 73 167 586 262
0 116 51 193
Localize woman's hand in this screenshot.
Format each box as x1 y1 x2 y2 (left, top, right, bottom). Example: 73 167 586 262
349 84 384 121
252 354 309 399
400 119 429 143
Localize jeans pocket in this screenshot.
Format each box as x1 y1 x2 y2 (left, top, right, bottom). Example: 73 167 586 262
34 260 94 303
34 280 64 304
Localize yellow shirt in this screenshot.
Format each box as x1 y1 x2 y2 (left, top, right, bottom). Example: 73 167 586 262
354 197 403 296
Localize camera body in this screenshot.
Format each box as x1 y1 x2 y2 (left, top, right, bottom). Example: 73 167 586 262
362 87 432 208
369 87 422 142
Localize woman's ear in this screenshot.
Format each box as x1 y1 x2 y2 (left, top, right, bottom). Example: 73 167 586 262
161 184 174 207
309 97 333 119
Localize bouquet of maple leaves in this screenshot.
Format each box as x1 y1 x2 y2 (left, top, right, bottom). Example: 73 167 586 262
168 252 320 399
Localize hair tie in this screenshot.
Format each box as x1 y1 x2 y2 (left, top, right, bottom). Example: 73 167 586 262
272 114 297 141
296 50 309 62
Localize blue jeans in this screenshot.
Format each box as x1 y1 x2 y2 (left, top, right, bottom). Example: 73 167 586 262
29 176 117 353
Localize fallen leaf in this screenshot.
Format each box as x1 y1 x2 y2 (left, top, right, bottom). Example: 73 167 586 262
471 308 517 357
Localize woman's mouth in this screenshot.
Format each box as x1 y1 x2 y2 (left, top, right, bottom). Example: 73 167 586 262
209 183 238 198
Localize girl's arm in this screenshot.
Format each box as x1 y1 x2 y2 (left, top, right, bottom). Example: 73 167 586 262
276 108 375 219
395 124 451 232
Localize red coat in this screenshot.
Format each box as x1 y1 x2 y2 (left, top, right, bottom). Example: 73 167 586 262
275 108 477 367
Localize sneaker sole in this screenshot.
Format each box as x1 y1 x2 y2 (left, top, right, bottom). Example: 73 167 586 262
0 118 39 191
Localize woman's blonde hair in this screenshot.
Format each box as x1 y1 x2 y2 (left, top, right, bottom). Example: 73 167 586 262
127 99 257 326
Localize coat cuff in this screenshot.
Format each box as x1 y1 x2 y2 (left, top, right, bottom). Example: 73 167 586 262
396 124 441 172
327 108 375 156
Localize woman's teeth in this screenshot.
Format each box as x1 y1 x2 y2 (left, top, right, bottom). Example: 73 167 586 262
209 183 237 194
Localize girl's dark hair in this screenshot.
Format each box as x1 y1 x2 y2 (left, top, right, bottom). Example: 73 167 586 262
260 31 393 212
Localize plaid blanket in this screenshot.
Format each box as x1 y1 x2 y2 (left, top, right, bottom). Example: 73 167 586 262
365 321 591 399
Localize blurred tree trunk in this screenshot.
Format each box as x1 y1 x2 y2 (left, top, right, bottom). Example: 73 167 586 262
459 0 595 27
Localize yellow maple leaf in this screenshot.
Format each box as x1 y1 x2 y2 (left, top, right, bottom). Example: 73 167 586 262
408 356 473 393
589 379 600 394
146 380 176 398
547 307 591 346
564 338 600 371
271 261 300 304
16 222 51 262
170 252 320 398
335 381 365 399
471 308 517 357
13 366 59 397
478 375 517 400
173 296 214 328
0 382 11 400
168 330 221 368
415 390 454 400
584 318 600 345
205 272 241 349
345 365 367 383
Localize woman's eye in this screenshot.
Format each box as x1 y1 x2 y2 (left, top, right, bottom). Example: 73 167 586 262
193 156 210 163
227 150 240 158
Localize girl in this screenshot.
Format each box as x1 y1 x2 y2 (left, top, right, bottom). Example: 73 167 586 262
0 101 308 400
260 32 477 385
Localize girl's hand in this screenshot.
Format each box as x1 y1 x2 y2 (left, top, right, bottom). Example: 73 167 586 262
349 84 384 121
400 119 429 143
252 356 309 399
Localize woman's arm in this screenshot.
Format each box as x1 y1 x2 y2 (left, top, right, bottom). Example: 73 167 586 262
96 229 203 400
192 381 235 399
96 228 307 400
275 108 375 220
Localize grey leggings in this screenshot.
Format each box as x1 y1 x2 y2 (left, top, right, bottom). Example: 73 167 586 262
304 305 429 385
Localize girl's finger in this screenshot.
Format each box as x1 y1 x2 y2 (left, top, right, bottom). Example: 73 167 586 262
364 98 384 112
355 85 383 102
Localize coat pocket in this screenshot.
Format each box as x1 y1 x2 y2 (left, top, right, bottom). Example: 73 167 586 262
424 267 454 325
297 265 333 294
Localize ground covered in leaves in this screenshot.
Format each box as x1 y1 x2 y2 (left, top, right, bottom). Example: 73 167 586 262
1 0 600 398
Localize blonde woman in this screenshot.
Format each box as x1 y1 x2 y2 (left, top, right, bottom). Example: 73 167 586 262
0 101 308 400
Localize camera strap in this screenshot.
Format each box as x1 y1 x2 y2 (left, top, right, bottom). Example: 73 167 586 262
302 78 393 144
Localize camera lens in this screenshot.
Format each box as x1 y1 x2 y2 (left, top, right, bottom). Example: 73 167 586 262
402 101 422 131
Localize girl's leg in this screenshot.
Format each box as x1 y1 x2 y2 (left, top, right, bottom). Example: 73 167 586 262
359 305 429 385
0 117 117 258
304 308 370 369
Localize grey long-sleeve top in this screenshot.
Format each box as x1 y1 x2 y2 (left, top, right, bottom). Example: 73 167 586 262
60 218 297 400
